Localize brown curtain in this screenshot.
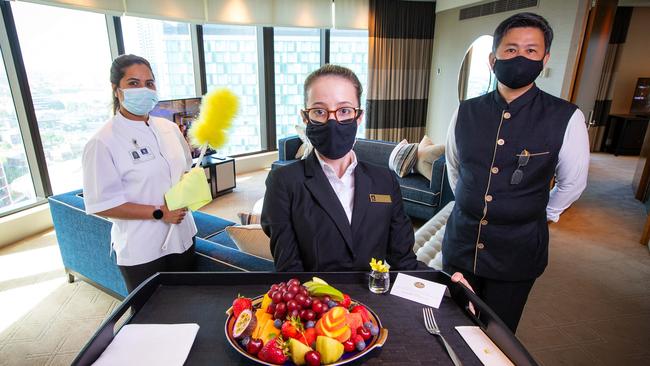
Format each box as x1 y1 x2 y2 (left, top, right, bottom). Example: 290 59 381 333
365 0 435 143
593 6 633 150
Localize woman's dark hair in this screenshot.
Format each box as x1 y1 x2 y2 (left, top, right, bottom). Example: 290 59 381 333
492 12 553 54
109 54 154 114
303 64 363 106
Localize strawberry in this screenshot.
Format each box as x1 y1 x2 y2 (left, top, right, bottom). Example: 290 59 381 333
281 316 303 339
350 305 370 323
258 337 288 364
232 295 253 318
340 294 351 309
299 327 317 348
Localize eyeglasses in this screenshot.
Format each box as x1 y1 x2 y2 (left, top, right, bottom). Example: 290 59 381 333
510 149 530 185
301 107 362 125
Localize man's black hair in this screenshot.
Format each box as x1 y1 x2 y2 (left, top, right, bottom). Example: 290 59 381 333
492 12 553 54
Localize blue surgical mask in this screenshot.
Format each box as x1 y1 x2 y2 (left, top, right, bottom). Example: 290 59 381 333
120 87 159 116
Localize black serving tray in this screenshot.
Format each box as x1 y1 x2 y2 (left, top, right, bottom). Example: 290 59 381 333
73 271 537 366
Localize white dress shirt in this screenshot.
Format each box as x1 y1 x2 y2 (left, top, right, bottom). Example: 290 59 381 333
445 108 589 222
82 112 198 266
315 150 358 224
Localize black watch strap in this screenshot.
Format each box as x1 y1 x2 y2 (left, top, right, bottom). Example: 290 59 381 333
153 207 164 220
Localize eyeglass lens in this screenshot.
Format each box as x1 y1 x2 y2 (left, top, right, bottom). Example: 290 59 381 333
307 108 358 124
510 150 530 185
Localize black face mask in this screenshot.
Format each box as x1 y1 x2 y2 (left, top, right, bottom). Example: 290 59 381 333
493 56 544 89
306 119 358 160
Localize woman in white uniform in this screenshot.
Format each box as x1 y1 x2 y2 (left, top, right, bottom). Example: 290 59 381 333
82 54 198 292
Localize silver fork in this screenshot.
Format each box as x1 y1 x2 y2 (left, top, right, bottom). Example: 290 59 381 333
423 307 463 366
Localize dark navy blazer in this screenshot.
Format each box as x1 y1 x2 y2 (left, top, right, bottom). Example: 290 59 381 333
261 152 422 272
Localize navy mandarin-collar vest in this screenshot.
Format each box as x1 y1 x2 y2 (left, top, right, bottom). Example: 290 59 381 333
443 85 577 281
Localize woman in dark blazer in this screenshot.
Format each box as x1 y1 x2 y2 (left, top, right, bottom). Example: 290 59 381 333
261 65 422 272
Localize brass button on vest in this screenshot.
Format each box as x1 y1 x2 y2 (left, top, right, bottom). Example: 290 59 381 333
481 219 488 225
491 167 499 174
477 243 485 249
485 194 493 202
503 111 511 119
497 139 505 146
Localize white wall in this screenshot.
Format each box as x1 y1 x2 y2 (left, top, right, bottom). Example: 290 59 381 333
609 7 650 114
426 0 589 144
0 204 53 248
235 151 278 174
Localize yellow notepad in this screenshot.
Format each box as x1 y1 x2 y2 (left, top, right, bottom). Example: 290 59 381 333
165 167 212 211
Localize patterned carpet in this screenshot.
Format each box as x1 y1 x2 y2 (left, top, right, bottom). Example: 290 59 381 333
0 155 649 365
516 153 650 365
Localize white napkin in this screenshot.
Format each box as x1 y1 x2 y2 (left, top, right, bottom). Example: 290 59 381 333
455 326 514 366
92 323 200 366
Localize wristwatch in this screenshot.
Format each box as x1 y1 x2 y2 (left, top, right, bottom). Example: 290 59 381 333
152 206 164 220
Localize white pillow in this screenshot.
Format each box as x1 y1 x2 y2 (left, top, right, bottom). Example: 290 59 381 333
388 139 418 177
225 224 273 260
415 135 445 181
295 124 313 160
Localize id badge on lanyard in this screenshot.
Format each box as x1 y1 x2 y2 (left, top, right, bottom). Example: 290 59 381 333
130 139 155 164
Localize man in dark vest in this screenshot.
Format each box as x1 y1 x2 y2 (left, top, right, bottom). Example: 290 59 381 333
444 13 590 332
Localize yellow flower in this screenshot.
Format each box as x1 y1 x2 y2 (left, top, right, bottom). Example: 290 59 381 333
370 258 389 273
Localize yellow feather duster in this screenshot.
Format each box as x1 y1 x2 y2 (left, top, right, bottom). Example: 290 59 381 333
189 88 239 150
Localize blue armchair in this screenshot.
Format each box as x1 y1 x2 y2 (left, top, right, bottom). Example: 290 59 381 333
48 190 274 298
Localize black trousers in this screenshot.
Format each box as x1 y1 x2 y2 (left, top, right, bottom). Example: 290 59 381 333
444 263 535 333
119 240 196 293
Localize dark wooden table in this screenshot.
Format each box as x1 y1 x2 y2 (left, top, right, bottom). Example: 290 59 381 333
73 271 537 366
602 114 650 155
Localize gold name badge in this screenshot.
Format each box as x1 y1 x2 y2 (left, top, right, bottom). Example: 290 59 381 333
369 194 392 203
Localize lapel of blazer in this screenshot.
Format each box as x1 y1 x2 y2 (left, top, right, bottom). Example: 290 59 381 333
351 162 371 238
304 153 355 257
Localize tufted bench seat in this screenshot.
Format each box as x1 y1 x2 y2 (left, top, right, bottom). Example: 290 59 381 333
413 201 455 270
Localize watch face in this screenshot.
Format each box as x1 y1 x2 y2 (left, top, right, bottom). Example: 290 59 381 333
153 209 164 220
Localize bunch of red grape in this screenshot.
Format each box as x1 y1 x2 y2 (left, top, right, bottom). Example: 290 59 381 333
266 278 332 322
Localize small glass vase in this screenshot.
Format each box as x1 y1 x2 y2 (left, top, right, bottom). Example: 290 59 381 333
368 270 390 294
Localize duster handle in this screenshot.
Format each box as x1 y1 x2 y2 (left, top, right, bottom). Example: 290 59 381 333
195 144 209 167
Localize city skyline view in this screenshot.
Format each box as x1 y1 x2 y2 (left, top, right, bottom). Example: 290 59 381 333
0 1 369 215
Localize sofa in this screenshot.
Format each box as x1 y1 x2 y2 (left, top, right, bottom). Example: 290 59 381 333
273 136 454 220
48 190 274 298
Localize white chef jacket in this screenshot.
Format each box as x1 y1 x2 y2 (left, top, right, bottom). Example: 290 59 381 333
82 112 198 266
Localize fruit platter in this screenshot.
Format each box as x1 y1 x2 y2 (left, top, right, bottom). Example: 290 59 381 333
225 277 388 365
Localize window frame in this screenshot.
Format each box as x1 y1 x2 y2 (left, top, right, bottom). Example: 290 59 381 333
0 0 369 218
0 2 52 208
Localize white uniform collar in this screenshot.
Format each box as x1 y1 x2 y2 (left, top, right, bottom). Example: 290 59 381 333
114 111 151 129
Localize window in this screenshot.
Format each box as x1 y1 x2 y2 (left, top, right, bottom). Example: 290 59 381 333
274 28 321 141
12 2 112 194
203 25 261 156
121 16 196 100
462 35 496 100
330 29 369 138
0 49 36 214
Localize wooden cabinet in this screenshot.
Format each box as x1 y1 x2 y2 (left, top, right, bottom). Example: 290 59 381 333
601 114 650 156
196 155 236 198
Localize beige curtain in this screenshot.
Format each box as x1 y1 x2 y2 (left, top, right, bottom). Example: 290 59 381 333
366 0 435 143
